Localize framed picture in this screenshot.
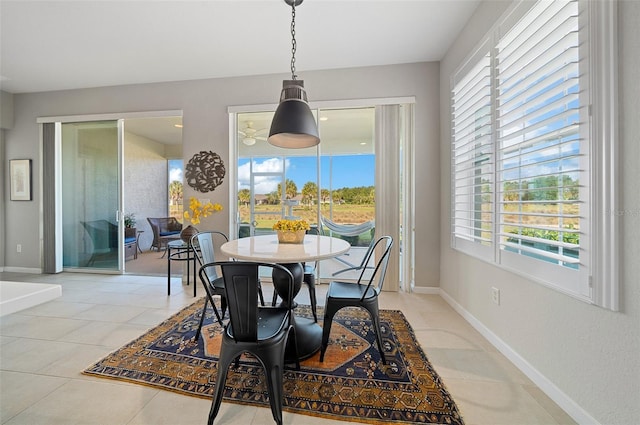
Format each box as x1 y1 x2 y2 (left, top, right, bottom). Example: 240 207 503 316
10 159 32 201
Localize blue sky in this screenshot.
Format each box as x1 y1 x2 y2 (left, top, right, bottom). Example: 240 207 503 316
169 155 374 194
238 155 375 194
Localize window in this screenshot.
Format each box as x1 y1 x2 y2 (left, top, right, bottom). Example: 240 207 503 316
452 46 493 262
451 0 618 309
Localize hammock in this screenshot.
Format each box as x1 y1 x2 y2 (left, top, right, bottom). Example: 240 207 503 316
320 216 375 276
320 216 375 237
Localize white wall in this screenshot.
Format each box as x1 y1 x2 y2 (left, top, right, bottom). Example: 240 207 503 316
3 62 442 285
439 1 640 424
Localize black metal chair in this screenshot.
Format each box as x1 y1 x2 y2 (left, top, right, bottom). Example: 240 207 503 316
271 226 319 322
190 232 229 340
204 261 300 425
319 235 394 364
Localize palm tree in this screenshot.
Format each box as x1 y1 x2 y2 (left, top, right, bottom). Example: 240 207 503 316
169 180 183 206
238 188 250 206
301 182 317 206
321 188 330 204
277 179 298 200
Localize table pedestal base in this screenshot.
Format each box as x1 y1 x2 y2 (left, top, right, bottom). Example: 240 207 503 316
272 263 322 362
289 316 322 362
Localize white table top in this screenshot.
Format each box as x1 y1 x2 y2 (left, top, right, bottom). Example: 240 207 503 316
221 234 350 263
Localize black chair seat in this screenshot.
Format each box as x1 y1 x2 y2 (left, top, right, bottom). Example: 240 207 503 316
228 308 289 340
325 280 377 300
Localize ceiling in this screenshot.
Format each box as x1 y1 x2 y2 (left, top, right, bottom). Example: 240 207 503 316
0 0 480 94
1 0 480 146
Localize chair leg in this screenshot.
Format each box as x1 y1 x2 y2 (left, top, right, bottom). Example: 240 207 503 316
263 334 291 425
265 362 284 425
319 304 339 362
194 298 209 342
219 295 227 320
365 302 387 364
194 296 223 342
208 347 233 425
304 273 317 322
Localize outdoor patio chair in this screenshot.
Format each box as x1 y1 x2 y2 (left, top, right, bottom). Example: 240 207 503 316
147 217 182 253
319 235 394 364
81 220 118 266
320 216 376 276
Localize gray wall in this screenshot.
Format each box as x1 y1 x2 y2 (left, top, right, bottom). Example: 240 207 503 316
3 62 441 284
1 90 14 269
439 1 639 424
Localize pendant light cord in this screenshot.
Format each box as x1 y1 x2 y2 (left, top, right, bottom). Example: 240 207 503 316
290 2 297 80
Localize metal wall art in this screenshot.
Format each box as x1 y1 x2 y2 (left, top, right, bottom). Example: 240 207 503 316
185 151 225 193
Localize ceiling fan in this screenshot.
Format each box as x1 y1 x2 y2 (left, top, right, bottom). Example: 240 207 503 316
238 121 267 146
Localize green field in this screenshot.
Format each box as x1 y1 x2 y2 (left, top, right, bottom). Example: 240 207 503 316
238 204 374 228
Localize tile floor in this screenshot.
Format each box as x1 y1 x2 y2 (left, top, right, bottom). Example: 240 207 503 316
0 271 576 425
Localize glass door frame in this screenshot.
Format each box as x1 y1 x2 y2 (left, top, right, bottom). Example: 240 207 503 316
249 166 286 236
61 119 124 272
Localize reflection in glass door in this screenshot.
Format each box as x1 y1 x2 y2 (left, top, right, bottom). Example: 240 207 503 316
61 121 122 271
245 157 285 236
236 112 320 238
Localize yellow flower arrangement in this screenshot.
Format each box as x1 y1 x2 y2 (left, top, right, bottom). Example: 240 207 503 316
272 219 310 232
183 197 223 225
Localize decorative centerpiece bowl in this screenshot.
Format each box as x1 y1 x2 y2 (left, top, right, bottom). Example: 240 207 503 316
273 219 310 244
277 229 306 244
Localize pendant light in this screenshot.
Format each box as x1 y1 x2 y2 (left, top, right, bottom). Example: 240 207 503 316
268 0 320 149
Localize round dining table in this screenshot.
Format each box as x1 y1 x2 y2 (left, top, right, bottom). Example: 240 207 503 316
221 234 350 359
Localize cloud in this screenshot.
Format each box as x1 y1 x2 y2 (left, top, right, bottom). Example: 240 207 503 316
238 157 290 194
169 167 182 182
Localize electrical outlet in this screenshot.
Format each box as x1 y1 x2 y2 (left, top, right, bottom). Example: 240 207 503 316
17 244 22 253
491 287 500 305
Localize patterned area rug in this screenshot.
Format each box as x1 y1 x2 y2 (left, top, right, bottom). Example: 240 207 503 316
84 300 464 424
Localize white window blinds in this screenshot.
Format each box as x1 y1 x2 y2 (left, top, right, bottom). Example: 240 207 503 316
450 0 617 308
451 51 493 258
496 0 583 270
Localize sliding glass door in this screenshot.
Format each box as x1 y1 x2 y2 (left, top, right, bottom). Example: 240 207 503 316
233 105 403 285
61 121 123 271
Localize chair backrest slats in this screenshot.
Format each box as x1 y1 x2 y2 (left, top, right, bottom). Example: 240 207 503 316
192 231 228 283
359 236 394 299
226 271 258 341
213 261 294 344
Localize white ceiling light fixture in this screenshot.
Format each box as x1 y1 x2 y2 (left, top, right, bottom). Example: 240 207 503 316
268 0 320 149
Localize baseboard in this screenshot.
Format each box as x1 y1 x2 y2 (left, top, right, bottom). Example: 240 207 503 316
411 285 440 295
2 267 43 274
439 288 600 425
